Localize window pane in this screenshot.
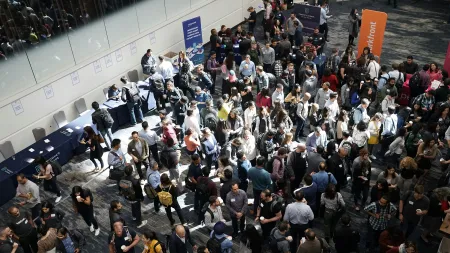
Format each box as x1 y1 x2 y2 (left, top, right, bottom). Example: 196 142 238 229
135 0 166 33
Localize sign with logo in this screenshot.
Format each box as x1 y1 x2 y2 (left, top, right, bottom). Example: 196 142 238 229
357 10 388 61
444 42 450 75
182 16 204 65
293 4 321 35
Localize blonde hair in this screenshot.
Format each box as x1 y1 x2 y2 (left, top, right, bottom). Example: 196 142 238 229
281 133 293 146
310 103 319 114
400 157 417 170
179 51 186 59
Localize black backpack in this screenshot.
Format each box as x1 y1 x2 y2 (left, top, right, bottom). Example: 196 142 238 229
409 72 422 97
196 177 210 197
395 73 404 92
179 73 191 87
348 107 362 127
99 109 114 129
48 161 62 176
204 112 218 132
119 179 136 201
269 229 286 253
265 156 282 174
124 83 140 103
206 232 226 253
200 202 214 225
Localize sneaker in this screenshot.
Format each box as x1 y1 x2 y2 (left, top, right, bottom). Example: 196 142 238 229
137 220 148 228
90 225 95 232
369 155 376 160
95 228 100 236
55 196 62 203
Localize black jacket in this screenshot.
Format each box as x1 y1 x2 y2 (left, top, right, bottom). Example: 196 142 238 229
109 209 125 231
327 153 348 187
169 226 195 253
121 175 144 201
239 38 252 55
173 102 188 125
92 109 111 131
56 229 86 253
333 225 360 253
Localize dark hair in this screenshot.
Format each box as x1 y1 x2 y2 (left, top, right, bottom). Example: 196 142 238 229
40 201 54 217
388 106 395 115
166 138 175 147
160 173 171 185
256 156 266 166
356 121 367 131
383 165 397 179
197 246 208 253
294 190 304 201
16 173 26 179
209 196 218 205
236 151 245 160
278 221 289 232
92 101 99 110
142 121 149 130
191 153 200 162
142 231 158 241
341 215 351 225
202 167 210 177
224 169 233 179
304 174 313 185
219 156 230 167
34 156 47 166
324 184 337 199
124 165 133 176
110 200 120 210
57 227 69 236
131 131 139 136
111 139 121 148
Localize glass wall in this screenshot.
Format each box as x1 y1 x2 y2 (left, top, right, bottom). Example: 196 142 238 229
0 0 195 101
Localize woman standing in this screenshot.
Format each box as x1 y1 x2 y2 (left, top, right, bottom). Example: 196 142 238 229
221 53 235 95
230 87 242 115
405 123 422 157
71 186 100 236
416 136 438 171
280 132 295 152
274 109 293 132
243 101 257 131
33 156 62 203
430 105 450 140
367 113 382 159
427 62 443 85
256 87 272 109
336 110 349 144
226 109 244 140
378 165 401 203
369 179 389 204
352 160 371 211
242 130 257 166
202 128 219 171
155 174 186 226
348 8 360 46
80 126 104 170
352 121 370 151
397 157 418 198
388 128 407 167
40 201 65 229
254 107 272 138
321 184 346 242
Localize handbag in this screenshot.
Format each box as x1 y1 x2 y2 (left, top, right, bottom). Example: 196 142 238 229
109 167 124 180
368 123 379 145
184 177 196 192
144 173 158 199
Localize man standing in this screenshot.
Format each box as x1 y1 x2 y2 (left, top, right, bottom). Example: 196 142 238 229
286 144 309 191
141 49 156 77
255 189 283 239
255 65 269 93
399 185 430 239
7 206 38 253
56 227 86 253
187 154 203 212
148 68 166 110
197 66 213 93
226 183 248 238
310 27 326 55
364 195 397 249
158 56 174 84
333 216 361 253
91 101 114 150
108 139 126 171
0 226 24 253
248 157 273 215
146 161 161 213
206 51 220 94
167 81 182 110
380 106 398 159
284 191 314 252
119 165 148 228
239 55 256 81
139 121 160 165
245 6 257 33
204 196 229 230
109 200 125 231
120 77 143 126
403 56 419 75
16 174 41 227
295 93 310 141
294 21 303 47
319 1 331 42
327 148 349 192
174 96 189 130
286 12 301 46
315 82 332 110
312 162 337 211
108 220 140 253
261 41 275 73
127 131 149 181
306 127 327 152
169 225 197 253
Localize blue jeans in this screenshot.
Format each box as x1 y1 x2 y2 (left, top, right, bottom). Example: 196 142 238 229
295 117 305 139
99 128 113 148
127 101 143 125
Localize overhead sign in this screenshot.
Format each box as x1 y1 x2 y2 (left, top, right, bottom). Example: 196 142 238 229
182 16 204 65
293 4 321 35
357 9 388 61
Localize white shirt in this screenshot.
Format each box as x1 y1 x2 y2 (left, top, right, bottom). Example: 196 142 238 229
272 90 285 107
320 7 331 25
388 70 401 82
139 129 160 146
159 60 174 80
265 3 272 20
184 115 201 135
367 61 380 80
324 99 339 123
244 107 257 129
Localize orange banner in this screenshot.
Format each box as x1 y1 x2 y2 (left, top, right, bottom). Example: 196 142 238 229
357 10 388 61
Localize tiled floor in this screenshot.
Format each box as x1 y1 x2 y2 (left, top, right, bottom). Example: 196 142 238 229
1 0 450 252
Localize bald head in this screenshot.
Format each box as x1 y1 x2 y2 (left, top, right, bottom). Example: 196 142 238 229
303 93 311 100
296 143 306 153
0 227 11 238
175 225 186 238
7 206 19 216
338 147 348 157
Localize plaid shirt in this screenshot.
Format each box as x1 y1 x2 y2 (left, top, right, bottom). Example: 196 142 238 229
416 93 435 111
364 202 397 231
273 61 283 77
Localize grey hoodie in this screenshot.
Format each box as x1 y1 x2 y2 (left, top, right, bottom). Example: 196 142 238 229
314 88 332 109
302 76 318 98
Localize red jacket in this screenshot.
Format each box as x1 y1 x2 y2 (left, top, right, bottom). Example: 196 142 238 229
379 230 404 253
322 74 339 91
256 93 272 108
162 125 178 144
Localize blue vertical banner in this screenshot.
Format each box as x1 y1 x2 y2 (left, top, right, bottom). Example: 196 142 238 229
182 16 204 65
294 4 321 35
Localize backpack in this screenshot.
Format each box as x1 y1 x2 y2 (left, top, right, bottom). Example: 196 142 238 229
206 233 226 253
395 73 404 92
256 133 265 151
267 72 277 86
270 194 285 213
348 107 362 127
153 240 167 253
265 156 282 174
269 229 286 253
326 55 338 73
48 160 62 176
99 109 114 129
160 149 176 169
204 112 218 132
179 73 191 87
409 72 422 97
119 179 136 201
438 171 450 187
200 202 214 225
157 185 173 207
196 177 210 197
350 91 360 106
125 83 140 103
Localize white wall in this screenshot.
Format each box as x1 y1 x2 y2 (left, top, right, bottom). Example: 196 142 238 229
0 0 263 152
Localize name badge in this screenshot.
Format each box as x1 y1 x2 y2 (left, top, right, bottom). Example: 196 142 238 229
231 198 236 202
124 237 129 241
260 203 264 207
25 219 28 224
387 89 390 93
132 149 135 151
346 88 350 92
144 246 148 250
339 164 342 168
51 214 56 218
408 201 414 205
438 202 442 206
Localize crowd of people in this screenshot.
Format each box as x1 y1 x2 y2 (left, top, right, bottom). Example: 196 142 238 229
2 0 450 253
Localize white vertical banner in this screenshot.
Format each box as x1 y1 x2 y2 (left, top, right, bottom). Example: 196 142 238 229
93 60 102 73
71 71 80 85
43 85 54 99
130 42 137 55
11 100 24 115
115 49 123 62
149 32 156 45
104 54 113 68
